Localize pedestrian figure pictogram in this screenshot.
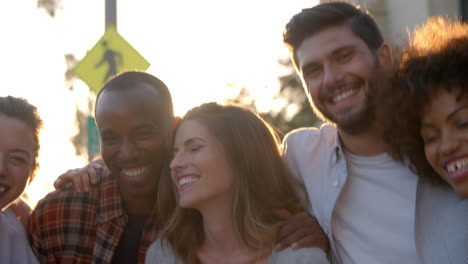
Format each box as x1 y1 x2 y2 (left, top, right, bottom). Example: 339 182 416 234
94 40 123 83
73 27 150 92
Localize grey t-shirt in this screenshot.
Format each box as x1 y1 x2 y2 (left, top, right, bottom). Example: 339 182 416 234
145 238 329 264
0 208 39 264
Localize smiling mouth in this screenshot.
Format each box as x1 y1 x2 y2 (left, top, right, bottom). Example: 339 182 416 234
177 175 200 188
445 158 468 175
121 166 150 177
332 88 359 103
329 80 363 104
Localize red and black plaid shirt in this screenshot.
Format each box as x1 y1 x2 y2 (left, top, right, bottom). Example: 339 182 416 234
28 174 159 264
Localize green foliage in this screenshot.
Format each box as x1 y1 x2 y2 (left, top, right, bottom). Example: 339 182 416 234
37 0 62 17
228 58 321 139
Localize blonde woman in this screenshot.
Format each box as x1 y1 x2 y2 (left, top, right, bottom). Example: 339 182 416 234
146 103 328 264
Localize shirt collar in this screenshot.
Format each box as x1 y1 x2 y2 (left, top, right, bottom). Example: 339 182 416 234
96 173 126 224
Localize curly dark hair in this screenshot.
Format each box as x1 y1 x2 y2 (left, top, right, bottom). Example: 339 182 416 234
0 96 43 169
377 17 468 183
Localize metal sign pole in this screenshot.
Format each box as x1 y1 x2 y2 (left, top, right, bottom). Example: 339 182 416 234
105 0 117 29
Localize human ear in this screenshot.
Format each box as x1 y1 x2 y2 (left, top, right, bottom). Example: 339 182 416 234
377 43 392 69
28 162 39 184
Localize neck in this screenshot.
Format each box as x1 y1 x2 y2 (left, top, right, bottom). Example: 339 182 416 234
121 191 155 216
196 203 267 263
199 203 241 251
338 125 389 156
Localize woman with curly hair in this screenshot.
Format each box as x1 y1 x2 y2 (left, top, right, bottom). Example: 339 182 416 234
0 96 41 263
146 102 329 264
377 17 468 197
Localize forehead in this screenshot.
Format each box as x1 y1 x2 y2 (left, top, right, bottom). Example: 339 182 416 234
0 115 34 153
175 120 212 143
95 83 168 126
296 24 368 68
423 88 467 116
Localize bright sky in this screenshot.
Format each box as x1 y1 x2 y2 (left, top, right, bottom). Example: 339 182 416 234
0 0 317 205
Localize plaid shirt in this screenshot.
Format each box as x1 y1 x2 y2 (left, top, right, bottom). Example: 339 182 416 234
28 173 159 264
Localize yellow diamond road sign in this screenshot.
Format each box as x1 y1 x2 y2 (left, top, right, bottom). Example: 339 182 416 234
73 26 150 92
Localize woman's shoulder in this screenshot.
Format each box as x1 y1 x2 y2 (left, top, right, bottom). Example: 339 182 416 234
145 238 182 264
8 197 32 229
268 246 329 264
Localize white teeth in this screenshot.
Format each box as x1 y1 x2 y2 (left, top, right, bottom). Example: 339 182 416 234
178 176 199 186
445 158 468 174
332 89 358 103
121 167 149 177
0 186 5 193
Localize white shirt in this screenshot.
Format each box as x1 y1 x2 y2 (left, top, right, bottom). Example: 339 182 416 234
281 124 420 263
332 150 418 263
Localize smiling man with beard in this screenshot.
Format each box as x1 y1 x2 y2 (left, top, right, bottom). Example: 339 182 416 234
281 2 467 264
28 71 174 264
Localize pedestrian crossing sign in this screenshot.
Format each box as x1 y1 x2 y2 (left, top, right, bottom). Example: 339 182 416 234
73 26 150 92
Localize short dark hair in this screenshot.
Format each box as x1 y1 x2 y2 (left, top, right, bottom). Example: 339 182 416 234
95 71 174 119
283 2 383 69
377 17 468 183
0 96 42 168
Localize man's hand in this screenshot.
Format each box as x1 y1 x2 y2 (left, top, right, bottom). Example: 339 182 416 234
53 159 106 192
275 209 330 253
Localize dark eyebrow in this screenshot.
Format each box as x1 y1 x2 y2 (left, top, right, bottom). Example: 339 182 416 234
421 106 468 128
447 106 468 121
183 137 206 146
420 123 435 129
99 129 115 138
134 123 160 132
330 44 355 57
300 44 356 72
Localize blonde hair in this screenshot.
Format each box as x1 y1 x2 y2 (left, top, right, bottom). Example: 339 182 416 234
157 102 305 263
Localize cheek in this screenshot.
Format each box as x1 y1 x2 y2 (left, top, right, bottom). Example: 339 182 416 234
12 170 31 196
424 145 440 171
148 141 166 158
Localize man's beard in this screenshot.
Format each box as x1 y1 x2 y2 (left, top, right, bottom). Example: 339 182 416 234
310 62 385 135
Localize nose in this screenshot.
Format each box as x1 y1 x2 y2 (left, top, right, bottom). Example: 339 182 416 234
323 63 344 89
170 151 186 171
439 131 460 155
118 139 138 161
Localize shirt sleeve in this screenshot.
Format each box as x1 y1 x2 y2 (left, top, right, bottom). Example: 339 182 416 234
27 200 51 264
145 238 181 264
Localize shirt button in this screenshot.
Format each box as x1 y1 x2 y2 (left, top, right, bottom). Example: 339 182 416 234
332 180 339 187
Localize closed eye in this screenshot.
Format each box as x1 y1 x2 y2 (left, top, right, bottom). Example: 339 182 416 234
336 50 353 63
8 154 31 166
190 145 203 152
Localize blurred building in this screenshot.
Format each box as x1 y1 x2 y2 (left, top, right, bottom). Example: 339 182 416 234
321 0 467 45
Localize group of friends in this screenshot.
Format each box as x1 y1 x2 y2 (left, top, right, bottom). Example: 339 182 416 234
1 2 467 263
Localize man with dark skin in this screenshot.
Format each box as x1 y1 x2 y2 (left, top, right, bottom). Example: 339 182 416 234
37 71 328 263
29 71 174 263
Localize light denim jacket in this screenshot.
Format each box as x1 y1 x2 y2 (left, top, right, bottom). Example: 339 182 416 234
281 124 468 264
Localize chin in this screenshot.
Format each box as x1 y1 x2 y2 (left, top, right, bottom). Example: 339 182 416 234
453 187 468 198
178 197 197 209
